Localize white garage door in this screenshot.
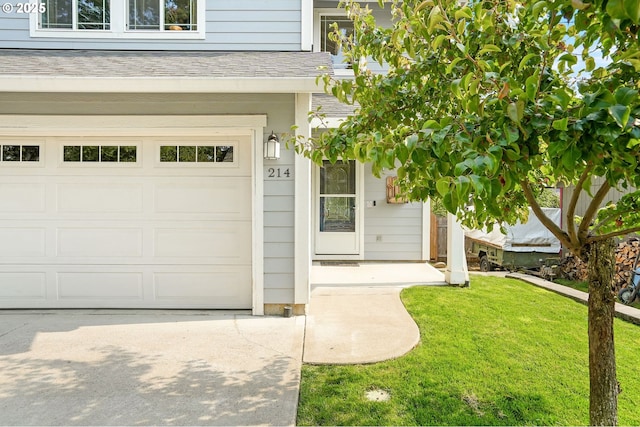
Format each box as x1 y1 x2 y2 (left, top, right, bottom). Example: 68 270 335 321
0 135 253 309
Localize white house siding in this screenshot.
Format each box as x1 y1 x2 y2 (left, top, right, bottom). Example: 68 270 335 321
0 0 302 50
0 92 297 307
363 164 424 261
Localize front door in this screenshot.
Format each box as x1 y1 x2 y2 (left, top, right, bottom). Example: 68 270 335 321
314 160 361 255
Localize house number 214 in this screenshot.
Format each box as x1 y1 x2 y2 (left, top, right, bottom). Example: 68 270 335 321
266 167 292 179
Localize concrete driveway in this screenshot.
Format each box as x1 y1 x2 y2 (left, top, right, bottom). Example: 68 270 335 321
0 310 305 426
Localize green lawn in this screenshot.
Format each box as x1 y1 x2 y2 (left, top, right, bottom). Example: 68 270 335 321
554 278 640 309
297 276 640 426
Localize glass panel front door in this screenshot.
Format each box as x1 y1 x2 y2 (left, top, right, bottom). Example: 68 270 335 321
315 160 360 255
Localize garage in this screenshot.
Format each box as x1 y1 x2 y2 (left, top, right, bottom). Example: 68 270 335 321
0 131 254 309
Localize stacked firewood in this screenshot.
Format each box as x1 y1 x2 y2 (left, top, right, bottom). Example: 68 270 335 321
614 238 640 291
559 237 640 292
558 255 588 282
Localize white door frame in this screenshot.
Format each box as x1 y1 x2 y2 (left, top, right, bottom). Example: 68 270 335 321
0 114 267 315
312 160 365 261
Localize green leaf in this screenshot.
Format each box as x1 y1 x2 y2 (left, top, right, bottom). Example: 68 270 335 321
571 0 591 10
451 79 463 99
506 101 524 124
446 57 464 74
558 53 578 66
608 104 631 128
552 118 569 131
468 78 480 96
507 102 520 124
428 5 444 33
478 44 501 56
405 134 419 150
585 56 595 72
504 125 519 143
422 120 441 130
456 176 471 201
518 53 538 71
614 87 638 105
626 0 640 23
562 144 581 170
396 143 409 164
606 0 626 20
454 7 472 20
431 34 447 50
505 148 520 161
525 73 538 100
436 178 450 197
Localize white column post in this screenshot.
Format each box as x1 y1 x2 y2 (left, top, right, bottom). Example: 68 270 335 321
421 199 431 261
445 212 470 286
294 93 312 306
300 0 313 51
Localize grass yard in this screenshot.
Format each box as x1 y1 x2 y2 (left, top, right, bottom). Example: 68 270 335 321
554 278 590 294
297 275 640 426
554 278 640 309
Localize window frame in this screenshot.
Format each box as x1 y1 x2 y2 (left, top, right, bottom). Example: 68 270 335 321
30 0 205 39
314 9 355 76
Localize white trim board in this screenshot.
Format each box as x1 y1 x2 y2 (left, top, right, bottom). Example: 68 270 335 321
0 77 323 94
0 115 267 135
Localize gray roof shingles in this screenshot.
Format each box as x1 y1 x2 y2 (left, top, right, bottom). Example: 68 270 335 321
312 93 357 117
0 49 333 78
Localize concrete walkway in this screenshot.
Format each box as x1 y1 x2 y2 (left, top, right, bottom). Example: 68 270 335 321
303 286 421 364
0 310 305 426
304 262 445 364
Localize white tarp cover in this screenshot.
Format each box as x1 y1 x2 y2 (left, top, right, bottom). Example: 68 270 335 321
465 208 562 253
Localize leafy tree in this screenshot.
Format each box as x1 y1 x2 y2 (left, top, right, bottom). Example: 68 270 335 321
537 188 560 208
299 0 640 424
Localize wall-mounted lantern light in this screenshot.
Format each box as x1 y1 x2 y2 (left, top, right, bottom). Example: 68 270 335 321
264 131 280 160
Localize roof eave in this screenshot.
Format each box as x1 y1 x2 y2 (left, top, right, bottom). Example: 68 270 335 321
0 76 325 93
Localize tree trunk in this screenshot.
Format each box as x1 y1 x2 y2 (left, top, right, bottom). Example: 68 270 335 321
587 238 618 426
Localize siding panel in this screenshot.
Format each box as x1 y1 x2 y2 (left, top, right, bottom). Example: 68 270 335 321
0 0 302 50
363 165 424 261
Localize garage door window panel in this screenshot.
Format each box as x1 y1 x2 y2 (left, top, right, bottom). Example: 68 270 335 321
1 144 41 163
63 144 139 164
160 144 235 165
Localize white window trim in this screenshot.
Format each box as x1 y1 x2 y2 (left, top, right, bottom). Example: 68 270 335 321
29 0 205 39
313 8 354 77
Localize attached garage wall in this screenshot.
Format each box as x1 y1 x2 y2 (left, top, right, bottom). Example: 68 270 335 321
0 94 298 308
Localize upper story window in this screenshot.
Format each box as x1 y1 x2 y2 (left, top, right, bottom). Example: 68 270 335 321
129 0 197 31
41 0 110 30
32 0 204 38
315 11 354 73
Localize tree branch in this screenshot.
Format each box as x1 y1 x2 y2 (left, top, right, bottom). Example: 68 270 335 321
590 208 634 234
577 179 612 242
587 226 640 243
567 164 594 246
521 180 573 251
